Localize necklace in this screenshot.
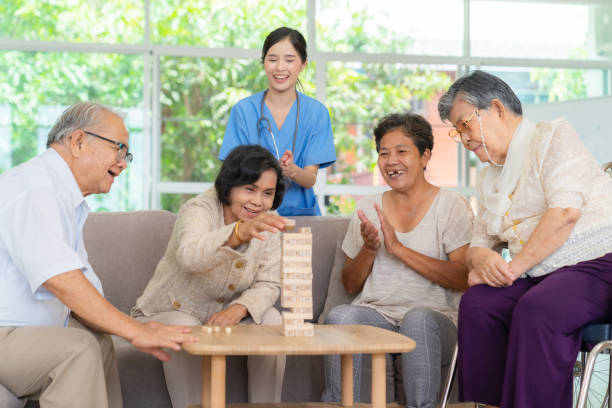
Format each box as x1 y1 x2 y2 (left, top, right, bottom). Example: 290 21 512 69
477 113 504 167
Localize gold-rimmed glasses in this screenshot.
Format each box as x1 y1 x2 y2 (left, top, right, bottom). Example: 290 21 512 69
84 130 133 164
448 110 478 143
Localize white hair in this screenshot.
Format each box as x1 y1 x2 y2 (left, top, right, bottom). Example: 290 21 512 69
46 102 126 148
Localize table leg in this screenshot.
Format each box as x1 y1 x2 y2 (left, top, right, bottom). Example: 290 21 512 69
201 355 211 408
210 355 226 408
371 353 385 408
341 354 353 407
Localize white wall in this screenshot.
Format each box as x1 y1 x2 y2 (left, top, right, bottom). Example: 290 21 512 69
524 96 612 165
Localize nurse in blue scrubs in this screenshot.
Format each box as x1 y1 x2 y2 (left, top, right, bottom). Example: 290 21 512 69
219 27 336 216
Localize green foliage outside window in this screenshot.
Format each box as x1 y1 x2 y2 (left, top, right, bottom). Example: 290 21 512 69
0 1 602 215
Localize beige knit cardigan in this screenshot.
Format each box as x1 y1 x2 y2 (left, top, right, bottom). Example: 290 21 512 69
131 188 280 324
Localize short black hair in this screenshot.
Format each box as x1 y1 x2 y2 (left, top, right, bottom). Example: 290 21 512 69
215 145 285 210
373 112 434 156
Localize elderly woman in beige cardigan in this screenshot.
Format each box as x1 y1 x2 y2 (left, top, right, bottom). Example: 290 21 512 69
132 145 289 408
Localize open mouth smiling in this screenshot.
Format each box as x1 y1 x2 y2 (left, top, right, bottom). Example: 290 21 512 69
244 207 260 217
386 170 405 177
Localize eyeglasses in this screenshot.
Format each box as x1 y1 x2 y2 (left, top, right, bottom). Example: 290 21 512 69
448 110 478 143
84 131 133 164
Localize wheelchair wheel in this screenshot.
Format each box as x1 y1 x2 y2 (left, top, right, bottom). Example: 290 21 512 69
574 353 610 408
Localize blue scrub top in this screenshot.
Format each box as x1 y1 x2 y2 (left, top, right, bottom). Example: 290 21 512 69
219 91 336 216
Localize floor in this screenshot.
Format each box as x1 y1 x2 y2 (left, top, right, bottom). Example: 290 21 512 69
224 403 478 408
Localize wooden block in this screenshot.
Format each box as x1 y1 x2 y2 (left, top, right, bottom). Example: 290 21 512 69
281 269 312 277
283 322 314 336
281 293 312 306
282 271 313 279
282 234 312 242
295 323 314 336
282 312 312 320
282 258 311 265
213 326 220 332
282 301 312 309
282 283 310 292
225 327 232 334
281 278 312 285
282 319 303 327
281 289 312 297
284 219 296 231
201 326 213 334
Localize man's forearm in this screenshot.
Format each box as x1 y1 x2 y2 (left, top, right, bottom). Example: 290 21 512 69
43 269 141 341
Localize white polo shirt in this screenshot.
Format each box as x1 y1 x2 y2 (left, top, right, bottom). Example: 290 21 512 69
0 148 103 327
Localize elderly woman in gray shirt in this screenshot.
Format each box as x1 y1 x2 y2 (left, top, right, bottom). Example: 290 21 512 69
321 113 474 408
132 145 289 408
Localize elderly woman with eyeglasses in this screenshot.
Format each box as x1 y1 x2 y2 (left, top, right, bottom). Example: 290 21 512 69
438 70 612 408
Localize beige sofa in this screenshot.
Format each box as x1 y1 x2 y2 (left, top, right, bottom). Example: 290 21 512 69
9 210 455 407
84 211 352 408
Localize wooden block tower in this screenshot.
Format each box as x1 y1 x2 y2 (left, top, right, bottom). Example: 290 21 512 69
281 221 314 336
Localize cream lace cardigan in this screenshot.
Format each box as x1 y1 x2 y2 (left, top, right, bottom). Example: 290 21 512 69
471 118 612 277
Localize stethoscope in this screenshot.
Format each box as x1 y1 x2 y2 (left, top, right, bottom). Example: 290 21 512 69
257 89 300 160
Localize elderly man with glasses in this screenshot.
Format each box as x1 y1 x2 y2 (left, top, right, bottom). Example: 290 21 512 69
0 102 197 408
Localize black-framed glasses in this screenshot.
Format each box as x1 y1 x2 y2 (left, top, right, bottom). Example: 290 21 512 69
448 110 478 143
84 130 133 164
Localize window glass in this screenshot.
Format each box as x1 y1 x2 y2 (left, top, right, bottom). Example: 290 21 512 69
160 56 315 183
152 0 307 47
161 193 198 214
471 1 612 60
482 67 609 104
0 51 146 211
0 0 144 43
462 66 611 200
317 0 463 55
326 63 459 200
326 195 357 216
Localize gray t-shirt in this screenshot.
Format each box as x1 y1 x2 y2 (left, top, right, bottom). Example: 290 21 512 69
342 189 473 325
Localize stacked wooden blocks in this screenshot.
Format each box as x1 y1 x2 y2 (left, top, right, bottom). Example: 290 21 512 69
281 222 314 336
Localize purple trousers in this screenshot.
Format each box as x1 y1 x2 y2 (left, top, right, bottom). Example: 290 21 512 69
458 252 612 408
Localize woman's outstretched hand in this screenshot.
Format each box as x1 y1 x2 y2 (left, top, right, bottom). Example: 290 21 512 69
237 213 288 242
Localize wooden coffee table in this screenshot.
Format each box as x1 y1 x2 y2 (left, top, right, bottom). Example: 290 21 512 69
183 324 415 408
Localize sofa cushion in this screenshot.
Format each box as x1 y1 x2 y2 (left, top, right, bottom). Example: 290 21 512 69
318 240 356 324
83 210 177 314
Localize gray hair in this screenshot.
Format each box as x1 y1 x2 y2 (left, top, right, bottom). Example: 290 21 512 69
46 102 125 148
438 70 523 122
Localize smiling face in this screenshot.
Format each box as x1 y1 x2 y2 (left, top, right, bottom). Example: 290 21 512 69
73 111 129 196
377 129 430 193
263 38 306 94
224 169 278 223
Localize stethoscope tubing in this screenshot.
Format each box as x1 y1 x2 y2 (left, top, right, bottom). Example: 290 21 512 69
257 89 300 160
